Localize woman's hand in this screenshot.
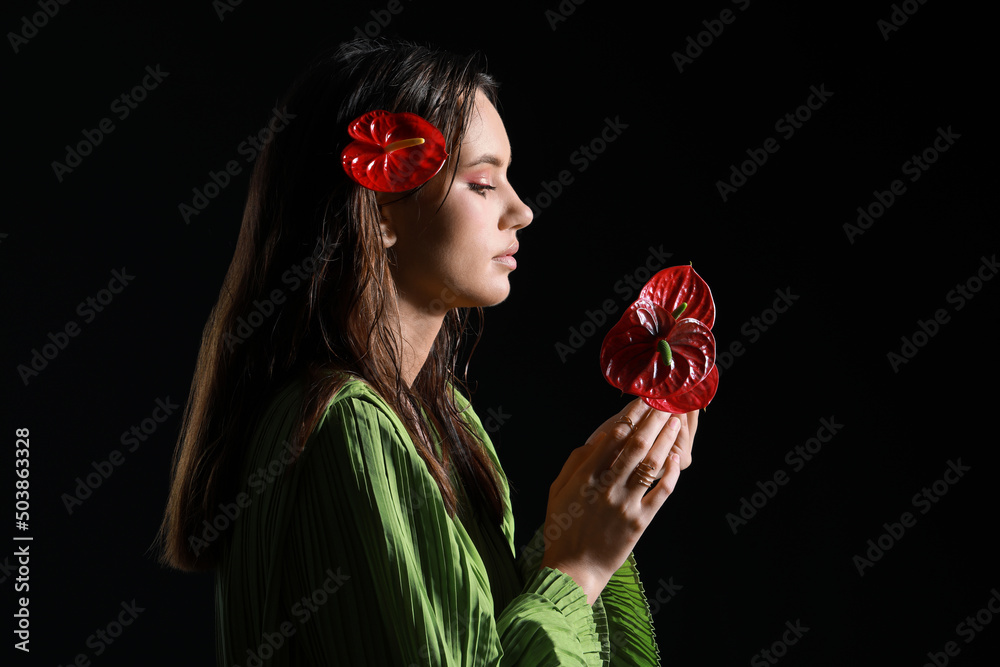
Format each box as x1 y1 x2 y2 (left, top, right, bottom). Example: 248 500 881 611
539 399 699 605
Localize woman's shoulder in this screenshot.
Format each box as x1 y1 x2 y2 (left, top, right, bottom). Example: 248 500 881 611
267 370 394 415
260 370 491 460
250 371 403 458
309 371 482 430
316 372 404 428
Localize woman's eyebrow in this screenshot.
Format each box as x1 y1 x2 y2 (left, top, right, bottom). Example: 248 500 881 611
463 152 512 168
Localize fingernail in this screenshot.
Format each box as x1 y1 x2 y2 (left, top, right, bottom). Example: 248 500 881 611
669 417 681 431
670 452 680 463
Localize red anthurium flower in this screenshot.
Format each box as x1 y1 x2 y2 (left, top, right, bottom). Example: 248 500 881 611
600 265 719 413
643 366 719 413
341 110 448 192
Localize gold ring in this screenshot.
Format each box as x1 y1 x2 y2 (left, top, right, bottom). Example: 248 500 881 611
632 461 657 488
615 415 635 432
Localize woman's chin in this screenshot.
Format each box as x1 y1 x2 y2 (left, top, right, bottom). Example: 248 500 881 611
468 283 513 309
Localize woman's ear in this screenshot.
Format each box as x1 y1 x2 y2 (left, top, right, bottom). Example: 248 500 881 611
379 219 397 248
376 198 398 249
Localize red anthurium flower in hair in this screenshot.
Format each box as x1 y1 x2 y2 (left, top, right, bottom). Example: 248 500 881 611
600 265 719 413
341 110 449 192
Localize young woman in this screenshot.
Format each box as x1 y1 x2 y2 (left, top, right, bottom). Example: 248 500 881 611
159 38 698 666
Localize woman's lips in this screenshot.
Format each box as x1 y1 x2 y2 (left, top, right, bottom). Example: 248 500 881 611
493 241 518 269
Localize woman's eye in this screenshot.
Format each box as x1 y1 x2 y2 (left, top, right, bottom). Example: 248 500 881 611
468 183 496 196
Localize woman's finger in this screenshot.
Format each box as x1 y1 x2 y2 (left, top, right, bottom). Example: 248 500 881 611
585 398 649 449
644 448 683 517
672 410 696 470
607 410 673 490
653 409 698 477
555 400 657 499
629 414 685 492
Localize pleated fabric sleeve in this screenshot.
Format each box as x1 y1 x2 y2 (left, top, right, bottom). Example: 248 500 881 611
452 389 661 666
215 376 661 666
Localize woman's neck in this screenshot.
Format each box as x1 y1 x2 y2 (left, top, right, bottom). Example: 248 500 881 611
395 297 446 388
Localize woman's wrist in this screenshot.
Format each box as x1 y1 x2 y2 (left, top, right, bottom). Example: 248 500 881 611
540 559 602 605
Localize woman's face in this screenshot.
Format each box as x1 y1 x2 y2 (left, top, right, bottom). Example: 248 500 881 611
379 89 533 315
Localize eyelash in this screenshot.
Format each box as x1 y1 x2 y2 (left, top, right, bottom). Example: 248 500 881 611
468 183 496 196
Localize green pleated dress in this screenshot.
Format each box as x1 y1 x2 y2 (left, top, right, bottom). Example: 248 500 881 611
215 374 661 666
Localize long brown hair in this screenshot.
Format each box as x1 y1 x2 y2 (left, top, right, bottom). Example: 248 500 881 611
158 38 505 572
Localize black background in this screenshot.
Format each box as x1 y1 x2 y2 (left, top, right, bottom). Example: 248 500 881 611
3 0 996 665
